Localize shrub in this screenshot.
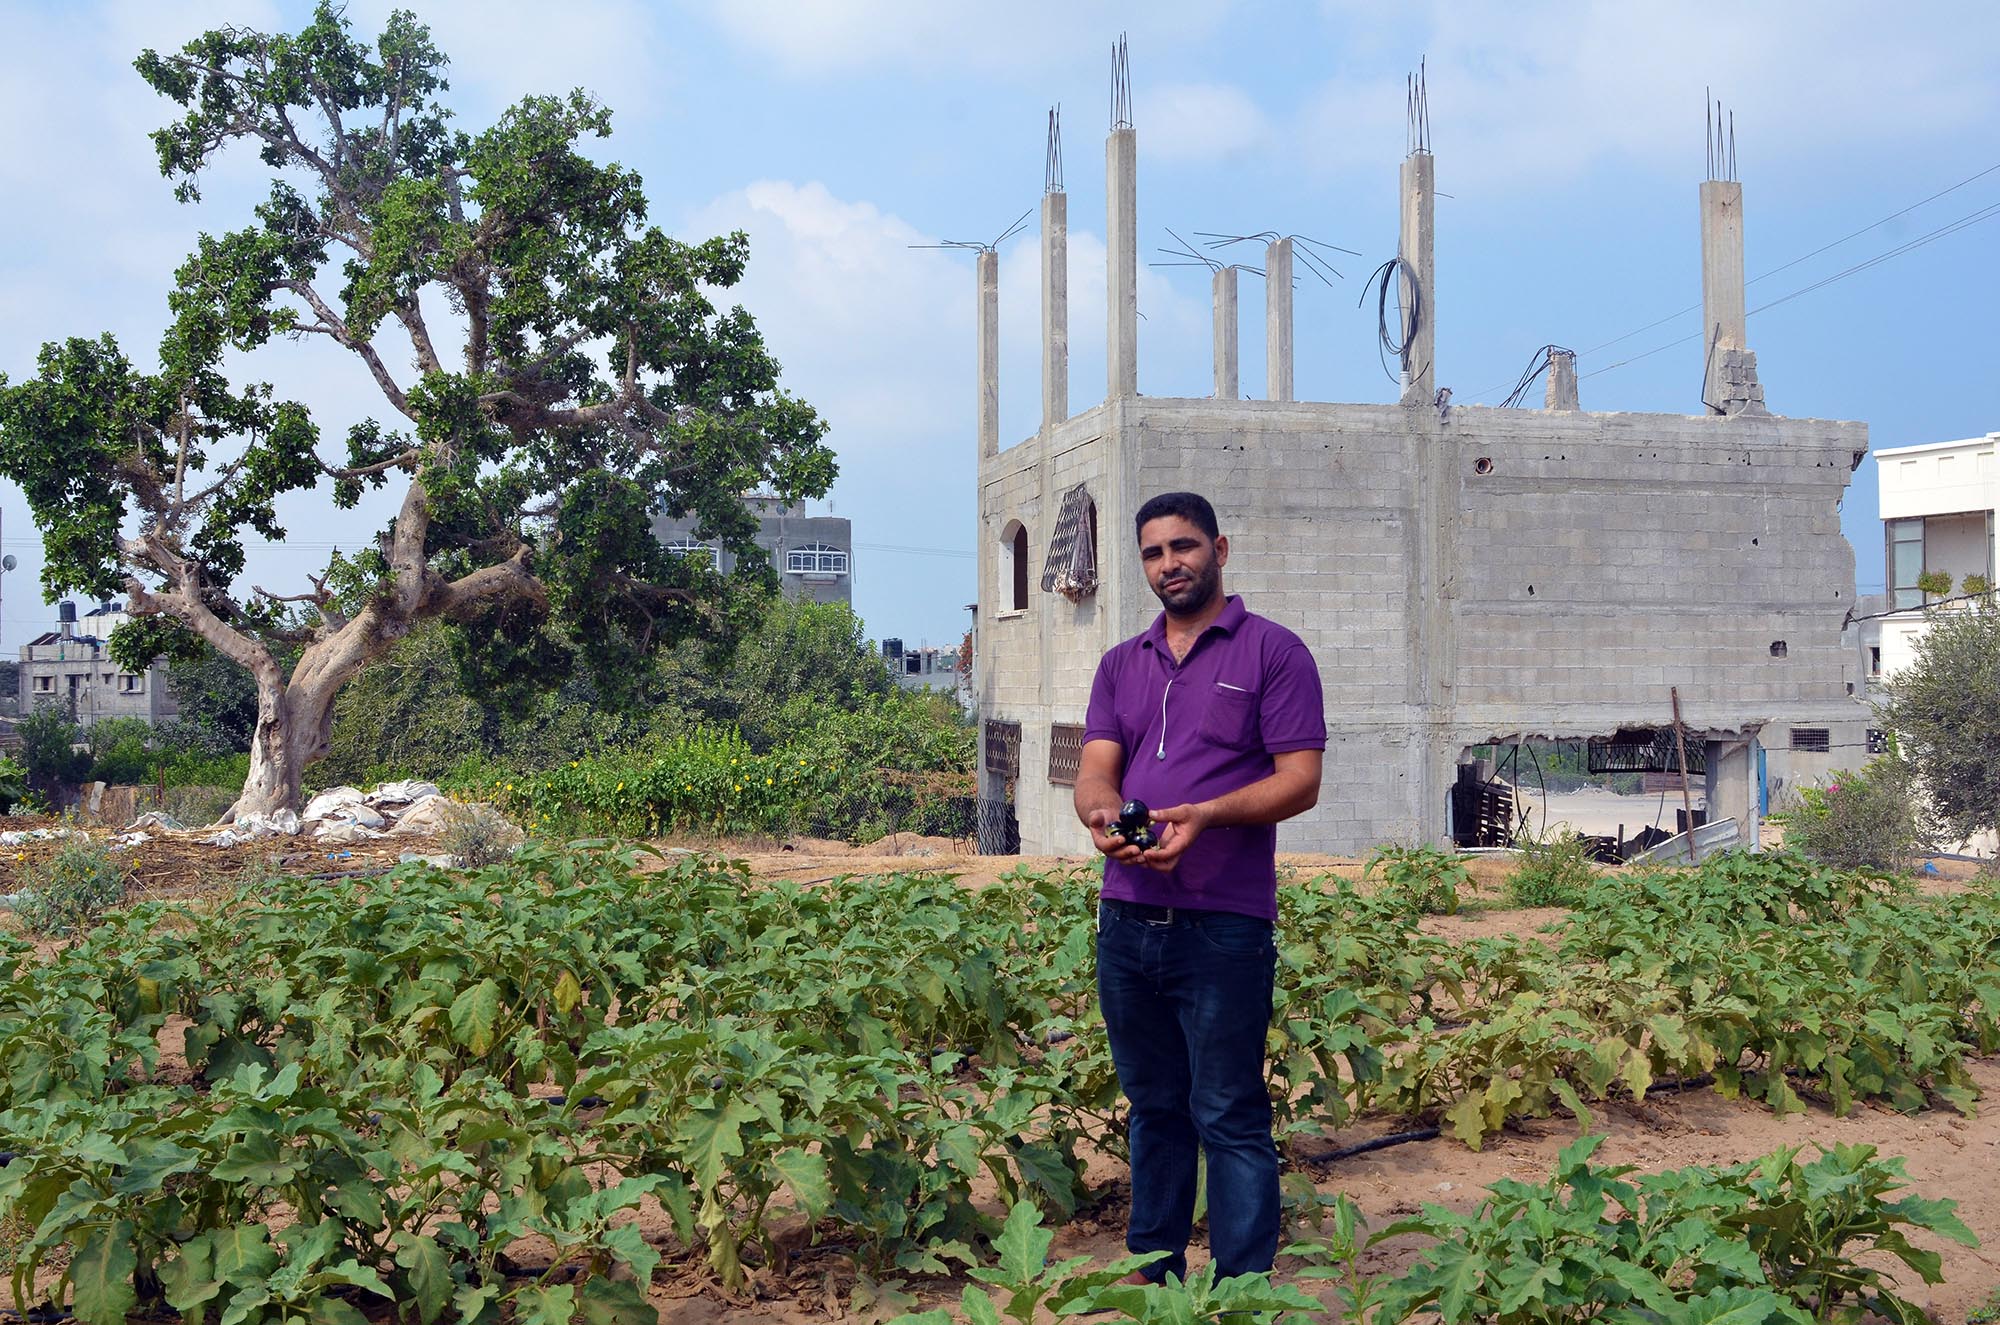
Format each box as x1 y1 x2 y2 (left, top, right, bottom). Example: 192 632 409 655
1507 830 1597 907
84 716 157 785
0 757 25 815
1364 843 1468 916
13 837 126 936
436 800 521 869
1783 755 1927 873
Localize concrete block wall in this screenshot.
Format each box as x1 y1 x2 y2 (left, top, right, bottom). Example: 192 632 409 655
979 396 1866 856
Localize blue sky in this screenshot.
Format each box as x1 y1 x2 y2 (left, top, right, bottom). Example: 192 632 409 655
2 1 1997 657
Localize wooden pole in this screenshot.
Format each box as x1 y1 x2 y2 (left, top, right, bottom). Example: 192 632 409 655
1670 687 1697 862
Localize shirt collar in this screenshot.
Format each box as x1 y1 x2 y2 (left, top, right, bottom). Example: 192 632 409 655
1142 594 1246 650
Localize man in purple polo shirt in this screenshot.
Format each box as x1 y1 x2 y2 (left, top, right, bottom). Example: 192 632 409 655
1075 490 1325 1286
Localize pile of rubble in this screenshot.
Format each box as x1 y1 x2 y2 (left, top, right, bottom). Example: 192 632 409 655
182 780 519 849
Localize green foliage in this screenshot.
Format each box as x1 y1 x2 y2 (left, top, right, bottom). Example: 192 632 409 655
1507 830 1598 907
16 703 87 795
1963 572 1994 600
0 759 25 816
1364 843 1468 916
0 2 836 811
1782 755 1928 873
1879 599 2000 846
0 850 1116 1315
1916 569 1954 599
313 598 922 805
486 690 975 843
6 844 1999 1317
1360 1134 1972 1325
161 638 264 752
82 717 156 786
13 837 126 936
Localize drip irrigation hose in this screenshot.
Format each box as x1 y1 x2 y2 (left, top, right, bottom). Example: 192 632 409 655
1289 1126 1441 1166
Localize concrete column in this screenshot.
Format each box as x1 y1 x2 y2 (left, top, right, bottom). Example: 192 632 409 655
1699 180 1747 352
1398 152 1435 406
1106 127 1137 399
1212 265 1238 400
1705 736 1758 850
977 249 998 459
1545 348 1579 410
1264 238 1293 402
1040 192 1068 433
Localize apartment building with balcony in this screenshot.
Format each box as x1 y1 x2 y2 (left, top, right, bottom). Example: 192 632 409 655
1872 432 1998 680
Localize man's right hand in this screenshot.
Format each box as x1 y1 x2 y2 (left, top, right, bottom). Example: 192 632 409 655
1087 806 1146 864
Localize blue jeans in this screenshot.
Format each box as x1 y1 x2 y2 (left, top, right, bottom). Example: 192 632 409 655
1096 900 1279 1282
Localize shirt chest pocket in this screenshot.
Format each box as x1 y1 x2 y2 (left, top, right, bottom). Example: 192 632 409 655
1196 681 1259 750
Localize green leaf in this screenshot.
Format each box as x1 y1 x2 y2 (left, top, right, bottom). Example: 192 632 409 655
211 1222 279 1285
769 1147 831 1221
990 1200 1054 1281
449 978 503 1056
512 1283 576 1325
678 1098 761 1192
160 1232 222 1325
70 1221 138 1325
308 1299 371 1325
393 1232 453 1325
577 1275 656 1325
211 1128 301 1186
599 1222 661 1294
959 1287 1005 1325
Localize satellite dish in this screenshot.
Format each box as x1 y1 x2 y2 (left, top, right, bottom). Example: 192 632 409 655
1 555 15 572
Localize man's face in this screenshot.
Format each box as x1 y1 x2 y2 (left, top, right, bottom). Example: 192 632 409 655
1138 514 1228 616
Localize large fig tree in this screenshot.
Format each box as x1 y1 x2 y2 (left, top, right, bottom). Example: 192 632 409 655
0 6 833 819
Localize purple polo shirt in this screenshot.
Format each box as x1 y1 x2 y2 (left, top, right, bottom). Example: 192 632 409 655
1083 595 1325 920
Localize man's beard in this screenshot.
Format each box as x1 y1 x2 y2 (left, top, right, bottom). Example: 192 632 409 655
1154 560 1220 615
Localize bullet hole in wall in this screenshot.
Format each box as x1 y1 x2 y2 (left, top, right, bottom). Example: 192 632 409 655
1770 641 1788 658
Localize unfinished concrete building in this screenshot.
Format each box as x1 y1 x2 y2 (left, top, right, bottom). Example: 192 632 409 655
974 58 1868 856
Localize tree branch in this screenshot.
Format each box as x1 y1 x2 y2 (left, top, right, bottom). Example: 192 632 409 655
318 449 419 481
278 279 413 417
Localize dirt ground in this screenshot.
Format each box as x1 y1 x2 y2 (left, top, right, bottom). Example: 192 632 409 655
10 827 2000 1319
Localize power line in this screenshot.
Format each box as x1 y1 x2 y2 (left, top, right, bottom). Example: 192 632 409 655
1469 158 2000 401
1578 195 2000 383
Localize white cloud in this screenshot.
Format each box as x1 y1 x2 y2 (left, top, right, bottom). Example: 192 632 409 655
1301 1 2000 194
692 0 1236 78
337 0 675 119
1144 82 1269 163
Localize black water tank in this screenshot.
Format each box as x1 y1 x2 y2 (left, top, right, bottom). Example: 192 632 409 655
57 601 76 624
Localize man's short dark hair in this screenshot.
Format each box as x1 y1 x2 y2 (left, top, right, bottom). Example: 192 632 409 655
1134 492 1220 542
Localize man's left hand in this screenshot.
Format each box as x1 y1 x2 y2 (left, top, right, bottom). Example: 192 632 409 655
1139 802 1209 871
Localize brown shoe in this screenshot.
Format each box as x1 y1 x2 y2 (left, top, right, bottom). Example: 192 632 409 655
1114 1270 1153 1286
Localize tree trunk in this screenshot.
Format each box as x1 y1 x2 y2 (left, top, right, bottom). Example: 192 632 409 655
221 647 365 823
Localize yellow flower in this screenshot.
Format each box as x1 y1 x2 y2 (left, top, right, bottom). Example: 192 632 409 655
765 777 773 786
505 783 515 792
570 761 579 768
684 784 693 791
733 784 742 793
616 782 625 792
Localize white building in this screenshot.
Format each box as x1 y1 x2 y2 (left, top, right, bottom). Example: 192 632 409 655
1873 433 1999 679
19 600 179 728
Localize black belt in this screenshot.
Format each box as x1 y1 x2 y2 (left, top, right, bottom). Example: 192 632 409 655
1101 897 1201 925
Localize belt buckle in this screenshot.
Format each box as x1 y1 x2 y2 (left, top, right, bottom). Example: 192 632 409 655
1139 904 1174 926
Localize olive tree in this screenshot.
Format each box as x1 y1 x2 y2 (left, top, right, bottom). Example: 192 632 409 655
0 6 833 820
1879 600 2000 849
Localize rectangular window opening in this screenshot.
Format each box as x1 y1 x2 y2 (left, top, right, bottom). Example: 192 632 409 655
1048 724 1084 786
1789 728 1831 753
